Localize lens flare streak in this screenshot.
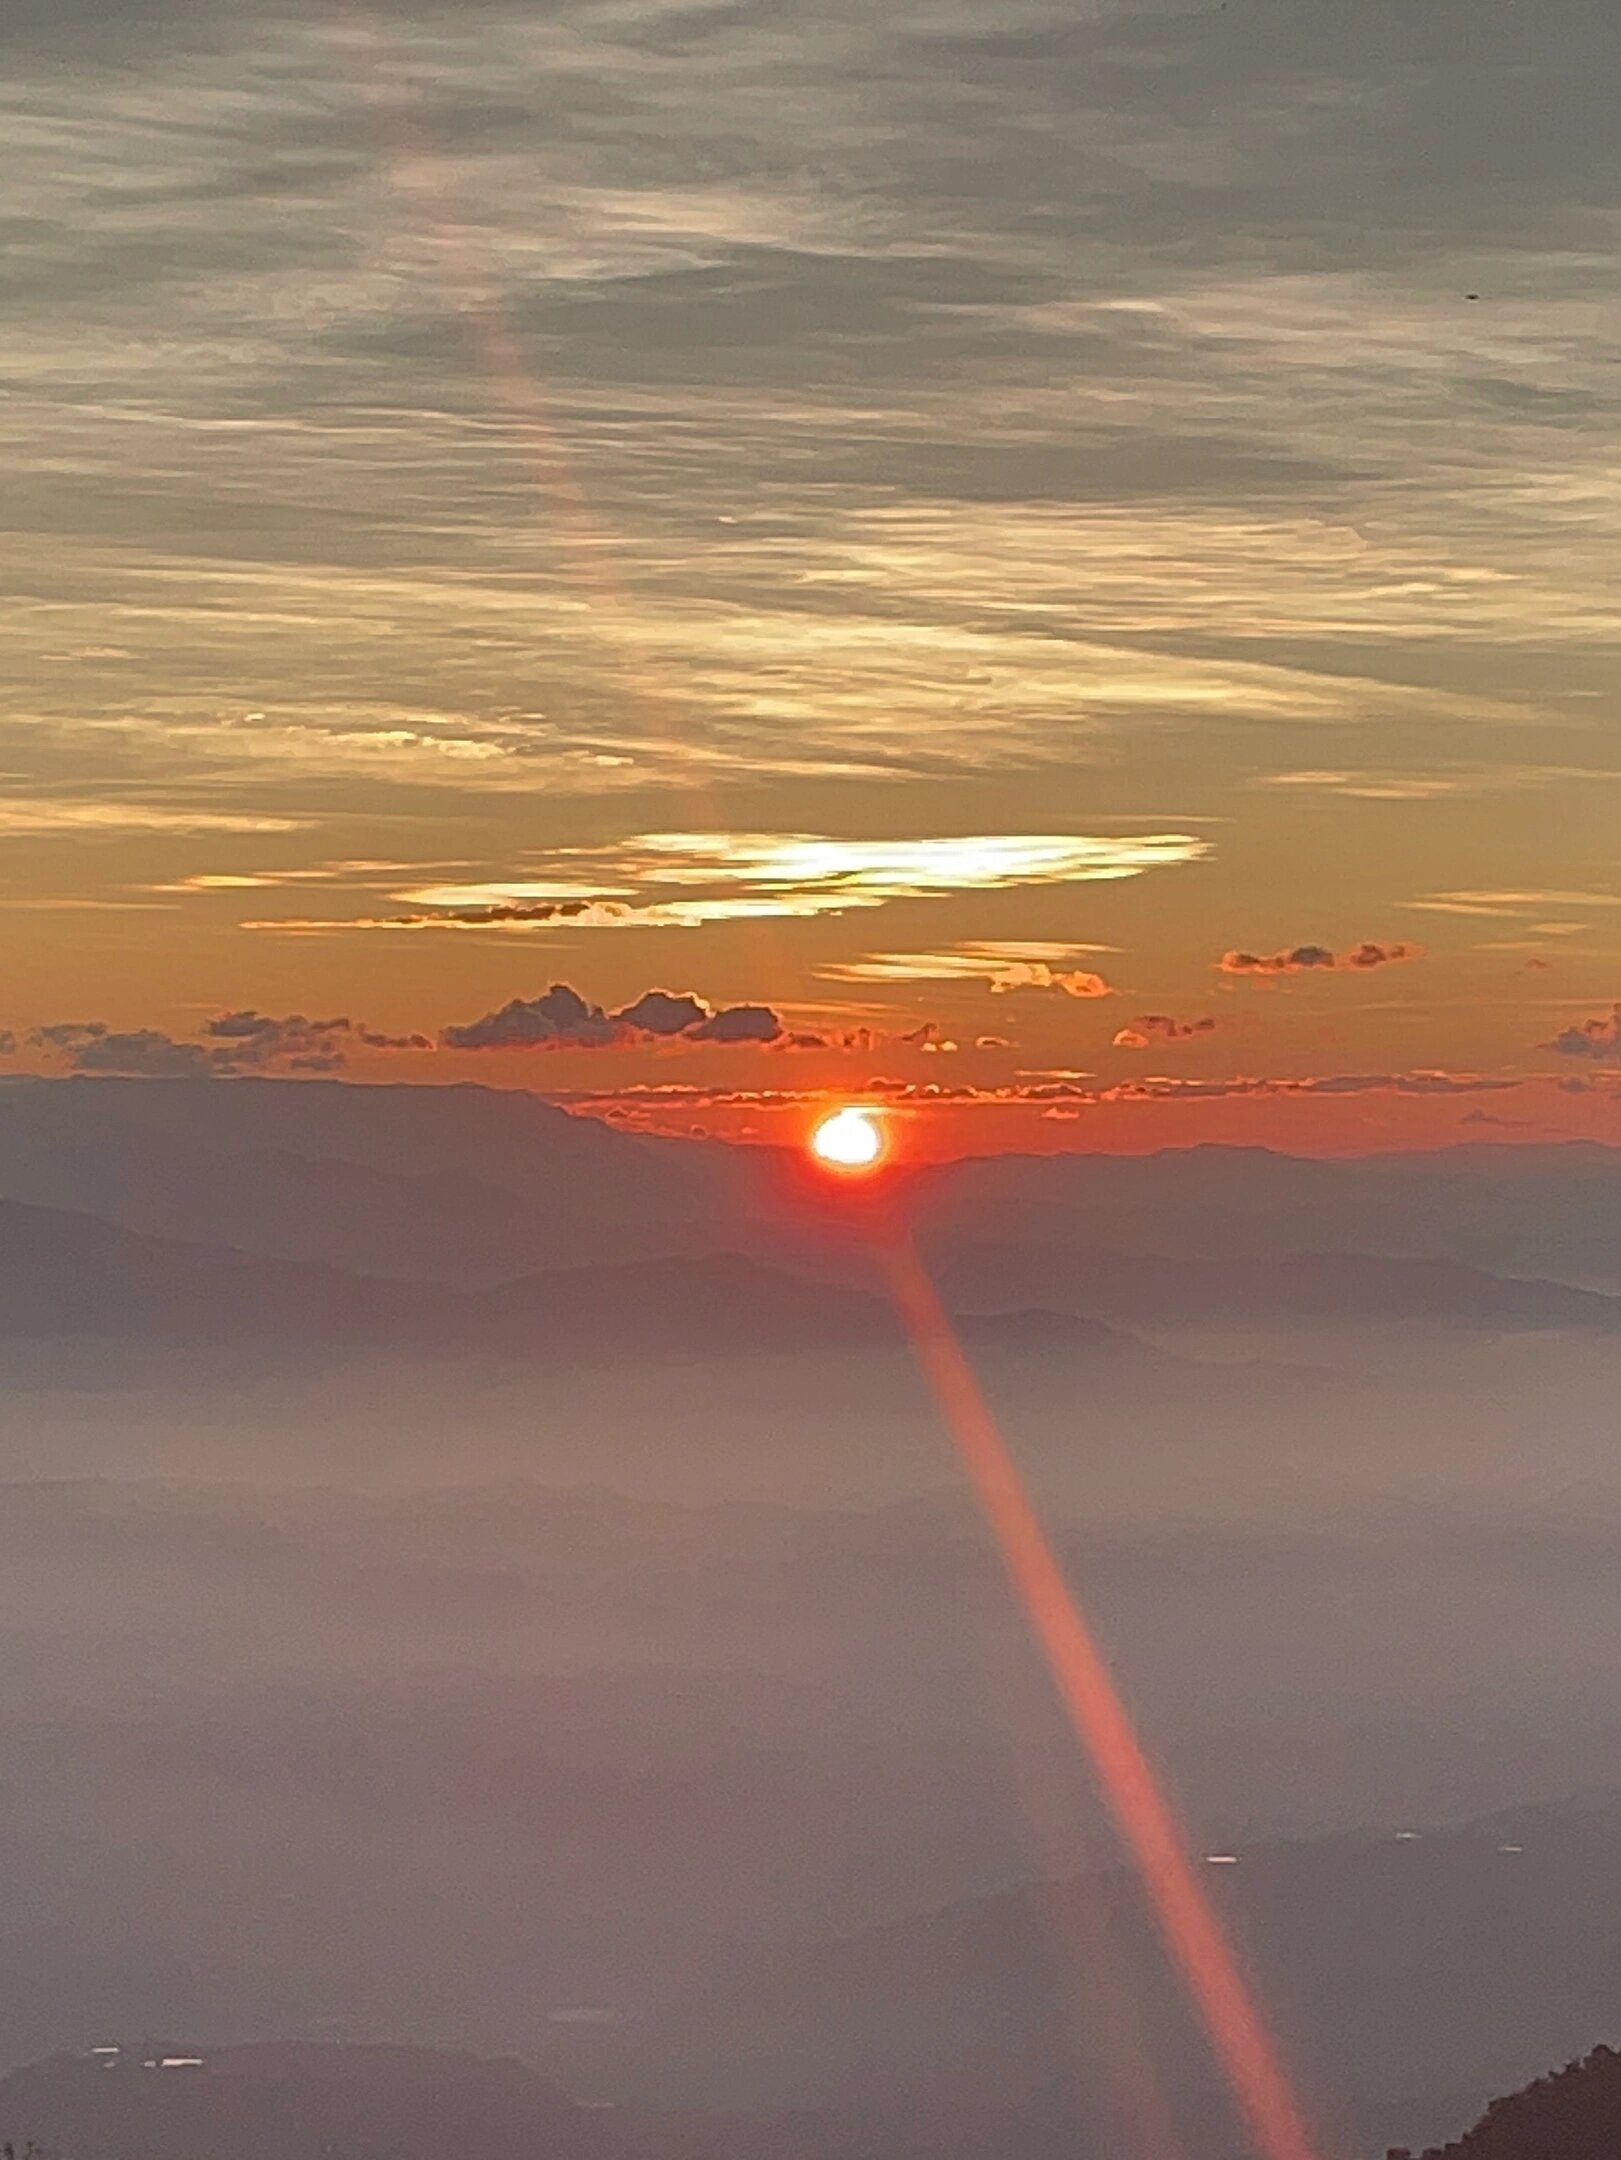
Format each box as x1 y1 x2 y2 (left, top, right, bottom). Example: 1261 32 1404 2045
877 1236 1323 2160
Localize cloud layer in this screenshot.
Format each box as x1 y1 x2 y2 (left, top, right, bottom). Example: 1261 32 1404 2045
1218 942 1420 976
440 983 790 1052
2 0 1618 1107
32 1012 429 1077
245 835 1206 938
1545 1004 1621 1062
822 941 1117 996
1113 1014 1218 1048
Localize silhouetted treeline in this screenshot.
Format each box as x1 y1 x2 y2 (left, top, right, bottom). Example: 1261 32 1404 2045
1389 2043 1621 2158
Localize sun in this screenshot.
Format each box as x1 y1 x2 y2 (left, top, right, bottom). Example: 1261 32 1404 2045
809 1105 886 1173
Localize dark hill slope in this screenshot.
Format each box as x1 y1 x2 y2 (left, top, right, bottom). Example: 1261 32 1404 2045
1394 2043 1621 2159
0 1075 748 1279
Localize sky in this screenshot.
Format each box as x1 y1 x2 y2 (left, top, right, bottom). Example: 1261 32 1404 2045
5 0 1621 1154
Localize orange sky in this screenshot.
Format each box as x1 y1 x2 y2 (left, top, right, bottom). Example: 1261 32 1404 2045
6 0 1620 1151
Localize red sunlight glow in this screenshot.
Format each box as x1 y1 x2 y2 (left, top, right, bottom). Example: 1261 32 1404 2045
878 1235 1324 2160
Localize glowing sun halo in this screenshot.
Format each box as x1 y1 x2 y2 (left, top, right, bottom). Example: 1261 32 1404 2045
810 1105 885 1172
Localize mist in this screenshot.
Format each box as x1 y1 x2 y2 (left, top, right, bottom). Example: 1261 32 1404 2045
2 1082 1621 2154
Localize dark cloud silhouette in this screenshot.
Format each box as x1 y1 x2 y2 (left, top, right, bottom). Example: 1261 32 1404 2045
32 1023 215 1078
240 901 642 936
1273 1070 1511 1097
407 900 632 929
443 984 792 1052
1113 1014 1219 1048
613 991 712 1037
1219 941 1418 975
31 1011 434 1076
687 1005 783 1044
441 985 619 1052
358 1026 434 1051
757 1022 893 1051
32 1023 100 1050
1544 1003 1621 1061
205 1011 352 1073
454 900 626 925
1344 941 1419 970
31 989 804 1072
1219 944 1337 974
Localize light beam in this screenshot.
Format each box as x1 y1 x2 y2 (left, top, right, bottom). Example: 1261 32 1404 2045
877 1235 1323 2160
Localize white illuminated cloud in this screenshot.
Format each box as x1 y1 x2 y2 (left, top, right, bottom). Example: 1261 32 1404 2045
249 834 1204 935
613 832 1205 896
822 941 1121 994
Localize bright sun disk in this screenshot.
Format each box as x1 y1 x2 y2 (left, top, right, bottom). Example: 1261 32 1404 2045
809 1105 885 1171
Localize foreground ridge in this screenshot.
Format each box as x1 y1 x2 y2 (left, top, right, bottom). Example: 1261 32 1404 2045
1391 2043 1621 2160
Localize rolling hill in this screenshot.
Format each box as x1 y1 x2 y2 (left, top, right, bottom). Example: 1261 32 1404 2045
637 1795 1621 2148
0 2041 618 2160
0 1195 1134 1368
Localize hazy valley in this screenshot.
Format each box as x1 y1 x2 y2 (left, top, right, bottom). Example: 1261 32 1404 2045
0 1081 1619 2156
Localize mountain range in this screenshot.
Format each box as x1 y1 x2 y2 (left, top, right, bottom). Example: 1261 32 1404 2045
2 1079 1618 1366
632 1793 1621 2156
4 1077 1621 2160
0 1193 1132 1367
4 1078 1621 1296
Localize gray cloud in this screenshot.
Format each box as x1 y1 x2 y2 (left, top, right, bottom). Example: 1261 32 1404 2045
31 1024 217 1079
1343 941 1422 971
204 1010 353 1072
28 988 798 1067
357 1024 434 1050
1113 1014 1219 1048
440 985 620 1052
686 1003 783 1045
2 0 1617 832
1545 1004 1621 1062
31 1010 433 1075
441 983 792 1051
1220 945 1338 975
612 990 711 1037
1219 941 1419 976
